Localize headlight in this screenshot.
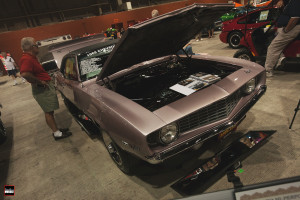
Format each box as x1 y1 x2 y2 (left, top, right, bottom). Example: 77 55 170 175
159 122 178 144
243 78 256 95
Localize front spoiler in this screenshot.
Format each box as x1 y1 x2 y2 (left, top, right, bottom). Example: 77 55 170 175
171 130 276 195
146 85 267 164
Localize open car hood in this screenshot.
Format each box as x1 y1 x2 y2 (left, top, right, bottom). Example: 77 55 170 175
97 3 233 80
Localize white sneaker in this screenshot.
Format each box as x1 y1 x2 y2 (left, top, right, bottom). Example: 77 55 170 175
275 57 286 70
196 39 199 42
53 130 63 137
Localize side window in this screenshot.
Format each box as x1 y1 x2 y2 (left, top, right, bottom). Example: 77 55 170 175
267 8 280 21
62 57 78 81
248 11 260 23
78 54 110 81
238 11 260 24
258 10 269 22
258 9 279 23
77 44 116 81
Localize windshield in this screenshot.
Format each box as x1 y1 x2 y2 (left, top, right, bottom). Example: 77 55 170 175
234 6 258 17
77 44 115 81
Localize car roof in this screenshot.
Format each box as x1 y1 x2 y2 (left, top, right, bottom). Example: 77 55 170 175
65 39 119 56
50 34 117 68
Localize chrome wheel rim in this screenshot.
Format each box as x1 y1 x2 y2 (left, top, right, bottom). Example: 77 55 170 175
230 34 241 47
238 54 251 60
103 132 123 166
107 143 123 166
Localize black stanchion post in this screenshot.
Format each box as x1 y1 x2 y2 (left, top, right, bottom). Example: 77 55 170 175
289 99 300 129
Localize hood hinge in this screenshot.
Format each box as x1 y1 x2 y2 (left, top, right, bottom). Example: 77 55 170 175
178 48 193 60
102 76 115 91
187 52 193 59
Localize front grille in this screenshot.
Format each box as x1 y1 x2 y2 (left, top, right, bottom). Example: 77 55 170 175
178 90 241 133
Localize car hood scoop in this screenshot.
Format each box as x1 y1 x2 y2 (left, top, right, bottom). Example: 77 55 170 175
97 3 233 80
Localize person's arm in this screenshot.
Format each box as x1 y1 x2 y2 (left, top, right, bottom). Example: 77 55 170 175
183 43 191 49
20 59 47 86
21 72 48 87
284 17 300 33
275 0 284 8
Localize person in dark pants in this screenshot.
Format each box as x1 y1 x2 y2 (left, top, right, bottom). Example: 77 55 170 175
20 37 72 140
265 0 300 77
177 43 195 55
208 22 215 38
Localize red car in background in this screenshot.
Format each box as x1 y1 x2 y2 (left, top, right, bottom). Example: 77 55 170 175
219 6 279 48
233 19 300 67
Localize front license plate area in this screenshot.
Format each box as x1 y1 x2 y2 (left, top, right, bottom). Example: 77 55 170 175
218 125 237 140
171 130 276 196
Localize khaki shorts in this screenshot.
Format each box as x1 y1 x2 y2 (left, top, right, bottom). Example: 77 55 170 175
32 81 59 113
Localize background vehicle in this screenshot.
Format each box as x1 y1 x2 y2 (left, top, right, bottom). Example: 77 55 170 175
220 6 258 22
0 104 6 144
39 34 112 79
234 23 300 66
36 35 72 77
219 6 279 48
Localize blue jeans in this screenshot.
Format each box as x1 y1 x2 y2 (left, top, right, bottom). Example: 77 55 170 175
177 45 194 55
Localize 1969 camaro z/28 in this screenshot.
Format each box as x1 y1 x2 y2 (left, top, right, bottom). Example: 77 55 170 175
52 4 266 173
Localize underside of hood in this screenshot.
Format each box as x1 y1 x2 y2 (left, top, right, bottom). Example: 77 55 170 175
97 3 234 80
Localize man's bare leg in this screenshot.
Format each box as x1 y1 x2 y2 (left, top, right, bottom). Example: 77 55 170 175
45 111 58 132
45 111 72 140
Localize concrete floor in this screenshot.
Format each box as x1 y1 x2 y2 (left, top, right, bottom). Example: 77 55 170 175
0 32 300 200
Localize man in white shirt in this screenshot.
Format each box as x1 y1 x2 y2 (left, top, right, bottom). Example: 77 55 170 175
1 51 25 85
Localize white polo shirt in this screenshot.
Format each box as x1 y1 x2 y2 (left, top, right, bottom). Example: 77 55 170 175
3 56 15 70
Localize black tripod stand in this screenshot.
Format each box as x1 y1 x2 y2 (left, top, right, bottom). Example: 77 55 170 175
289 99 300 129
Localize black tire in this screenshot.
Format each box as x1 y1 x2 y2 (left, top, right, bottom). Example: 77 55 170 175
0 119 6 144
234 48 255 62
102 131 137 174
228 31 243 49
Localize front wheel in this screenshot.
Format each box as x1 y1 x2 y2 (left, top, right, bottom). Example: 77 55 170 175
228 32 243 49
102 131 137 174
234 48 255 62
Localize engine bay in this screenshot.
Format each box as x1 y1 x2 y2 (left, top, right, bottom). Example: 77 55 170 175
110 57 240 111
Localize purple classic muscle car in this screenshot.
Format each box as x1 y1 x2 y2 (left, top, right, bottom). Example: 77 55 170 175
52 4 266 173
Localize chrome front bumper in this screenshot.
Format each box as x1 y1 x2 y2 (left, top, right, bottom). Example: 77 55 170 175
145 85 267 164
